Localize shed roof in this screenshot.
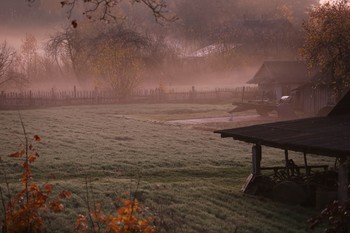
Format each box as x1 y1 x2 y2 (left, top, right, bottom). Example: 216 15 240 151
248 61 311 85
186 43 236 58
215 91 350 157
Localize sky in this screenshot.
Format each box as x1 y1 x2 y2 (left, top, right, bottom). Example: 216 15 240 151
0 0 67 48
0 0 327 49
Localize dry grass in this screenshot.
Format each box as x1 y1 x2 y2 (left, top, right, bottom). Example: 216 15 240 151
0 103 327 233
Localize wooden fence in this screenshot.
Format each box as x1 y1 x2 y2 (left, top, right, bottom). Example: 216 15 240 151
0 86 259 109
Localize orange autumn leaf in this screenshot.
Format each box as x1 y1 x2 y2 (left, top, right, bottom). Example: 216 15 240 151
36 191 48 204
44 184 53 194
49 201 65 213
30 183 38 191
124 200 132 206
117 207 126 215
9 149 25 158
15 189 27 198
33 135 41 142
21 173 29 185
58 191 71 199
28 154 37 163
21 162 31 173
75 215 88 233
75 197 156 233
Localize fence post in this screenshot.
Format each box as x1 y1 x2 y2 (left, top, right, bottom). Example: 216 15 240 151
15 92 18 106
190 86 196 102
29 90 33 106
51 88 55 106
94 86 99 104
0 91 4 106
73 85 77 99
241 86 245 102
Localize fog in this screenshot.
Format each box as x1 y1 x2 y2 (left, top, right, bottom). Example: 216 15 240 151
0 0 320 92
0 1 64 46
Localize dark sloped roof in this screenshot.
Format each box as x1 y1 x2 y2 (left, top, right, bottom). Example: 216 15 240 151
328 91 350 116
248 61 311 85
215 91 350 157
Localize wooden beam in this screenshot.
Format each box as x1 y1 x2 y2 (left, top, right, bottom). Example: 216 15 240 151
338 156 349 204
303 152 309 176
285 149 290 177
252 144 262 176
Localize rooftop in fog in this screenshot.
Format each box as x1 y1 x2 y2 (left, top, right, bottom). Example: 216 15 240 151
248 61 311 85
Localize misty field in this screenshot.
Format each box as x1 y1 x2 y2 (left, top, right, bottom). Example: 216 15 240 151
0 103 325 233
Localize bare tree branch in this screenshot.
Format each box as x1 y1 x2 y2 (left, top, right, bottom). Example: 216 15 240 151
58 0 177 26
0 41 25 88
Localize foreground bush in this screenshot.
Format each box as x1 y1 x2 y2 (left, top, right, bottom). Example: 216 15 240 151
0 126 156 233
76 197 156 233
0 134 71 233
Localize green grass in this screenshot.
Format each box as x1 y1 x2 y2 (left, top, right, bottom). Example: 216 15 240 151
0 103 328 233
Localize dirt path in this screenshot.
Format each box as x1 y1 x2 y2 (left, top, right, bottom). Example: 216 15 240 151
167 114 262 124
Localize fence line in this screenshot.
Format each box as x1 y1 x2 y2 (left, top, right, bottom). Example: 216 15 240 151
0 86 259 109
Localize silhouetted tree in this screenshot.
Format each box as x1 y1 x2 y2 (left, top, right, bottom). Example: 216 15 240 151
0 41 26 88
20 34 40 82
46 24 96 82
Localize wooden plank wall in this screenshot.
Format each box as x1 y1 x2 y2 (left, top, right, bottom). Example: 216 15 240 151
299 86 335 115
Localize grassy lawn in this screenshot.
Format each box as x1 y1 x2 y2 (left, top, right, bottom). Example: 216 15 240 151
0 103 326 233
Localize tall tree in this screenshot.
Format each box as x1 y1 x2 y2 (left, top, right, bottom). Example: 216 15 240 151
0 41 25 88
301 0 350 99
0 41 15 86
91 25 149 97
46 24 96 82
20 34 40 81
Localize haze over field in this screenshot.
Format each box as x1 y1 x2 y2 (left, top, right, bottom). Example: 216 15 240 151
1 1 348 232
0 0 320 92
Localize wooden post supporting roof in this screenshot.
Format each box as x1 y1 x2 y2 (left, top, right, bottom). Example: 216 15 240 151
284 150 290 177
303 152 309 176
252 144 262 176
338 156 349 204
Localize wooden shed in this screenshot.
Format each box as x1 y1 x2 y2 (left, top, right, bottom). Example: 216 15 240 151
292 83 336 115
248 61 338 115
248 61 311 102
215 91 350 205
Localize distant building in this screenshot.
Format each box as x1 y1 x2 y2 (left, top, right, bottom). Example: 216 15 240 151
248 61 337 115
248 61 311 101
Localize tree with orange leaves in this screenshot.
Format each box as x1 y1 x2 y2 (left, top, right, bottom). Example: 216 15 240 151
301 0 350 99
0 129 71 233
75 197 156 233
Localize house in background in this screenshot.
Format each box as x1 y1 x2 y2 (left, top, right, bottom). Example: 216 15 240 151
248 61 310 102
248 61 336 115
292 83 336 116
